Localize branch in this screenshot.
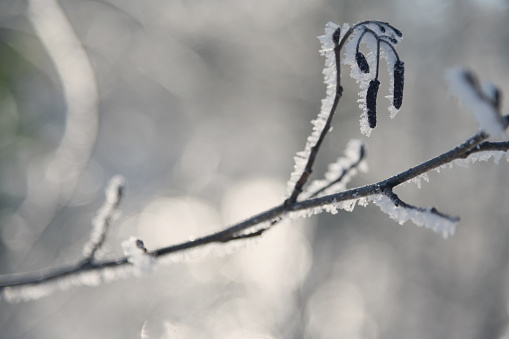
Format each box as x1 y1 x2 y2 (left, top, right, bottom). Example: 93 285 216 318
1 21 508 302
2 131 507 300
82 176 126 262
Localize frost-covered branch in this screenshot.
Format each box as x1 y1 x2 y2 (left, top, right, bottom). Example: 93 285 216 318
2 21 509 302
82 176 126 261
286 20 403 204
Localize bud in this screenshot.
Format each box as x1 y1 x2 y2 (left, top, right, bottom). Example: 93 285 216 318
332 27 341 45
355 52 370 74
366 79 380 128
392 27 403 38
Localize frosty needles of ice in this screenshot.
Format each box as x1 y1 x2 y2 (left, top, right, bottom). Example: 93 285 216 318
286 22 349 196
369 194 457 238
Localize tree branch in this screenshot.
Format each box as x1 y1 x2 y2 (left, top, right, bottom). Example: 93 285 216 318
1 21 508 302
2 131 507 295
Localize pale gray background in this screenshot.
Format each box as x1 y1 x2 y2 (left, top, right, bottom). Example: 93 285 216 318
1 0 509 338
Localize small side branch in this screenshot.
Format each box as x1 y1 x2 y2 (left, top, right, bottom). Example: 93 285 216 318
286 25 345 204
82 176 126 262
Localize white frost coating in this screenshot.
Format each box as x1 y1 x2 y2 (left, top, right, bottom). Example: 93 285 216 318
380 42 401 119
288 206 325 221
82 175 126 257
369 194 457 238
401 173 430 189
286 22 348 196
343 28 377 136
122 236 155 274
303 139 367 198
303 198 360 216
357 197 368 207
158 238 260 267
342 22 403 136
2 265 136 303
453 150 508 168
447 68 507 139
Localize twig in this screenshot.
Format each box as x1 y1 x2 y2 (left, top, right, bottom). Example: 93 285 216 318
82 176 126 262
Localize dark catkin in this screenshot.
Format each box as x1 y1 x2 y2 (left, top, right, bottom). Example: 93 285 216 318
393 60 404 109
355 52 370 73
366 79 380 128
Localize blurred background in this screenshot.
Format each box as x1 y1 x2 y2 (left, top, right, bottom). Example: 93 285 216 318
1 0 509 338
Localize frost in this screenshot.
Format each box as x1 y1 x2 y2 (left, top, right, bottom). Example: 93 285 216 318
83 175 126 258
368 194 457 238
288 206 325 221
2 265 136 303
379 41 402 118
339 199 358 212
286 22 348 196
323 200 358 214
453 150 508 168
342 22 403 136
303 139 367 198
343 28 378 136
402 173 429 189
157 239 259 266
122 236 155 274
447 68 507 139
357 197 368 207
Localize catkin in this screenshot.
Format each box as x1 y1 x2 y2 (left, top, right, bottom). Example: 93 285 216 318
366 79 380 128
393 60 404 109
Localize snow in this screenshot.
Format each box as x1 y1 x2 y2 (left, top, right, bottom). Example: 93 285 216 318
447 68 507 139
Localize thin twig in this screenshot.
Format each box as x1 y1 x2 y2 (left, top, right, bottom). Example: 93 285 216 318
82 176 126 262
308 144 366 199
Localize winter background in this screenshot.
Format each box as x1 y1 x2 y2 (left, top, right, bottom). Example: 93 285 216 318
1 0 509 338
